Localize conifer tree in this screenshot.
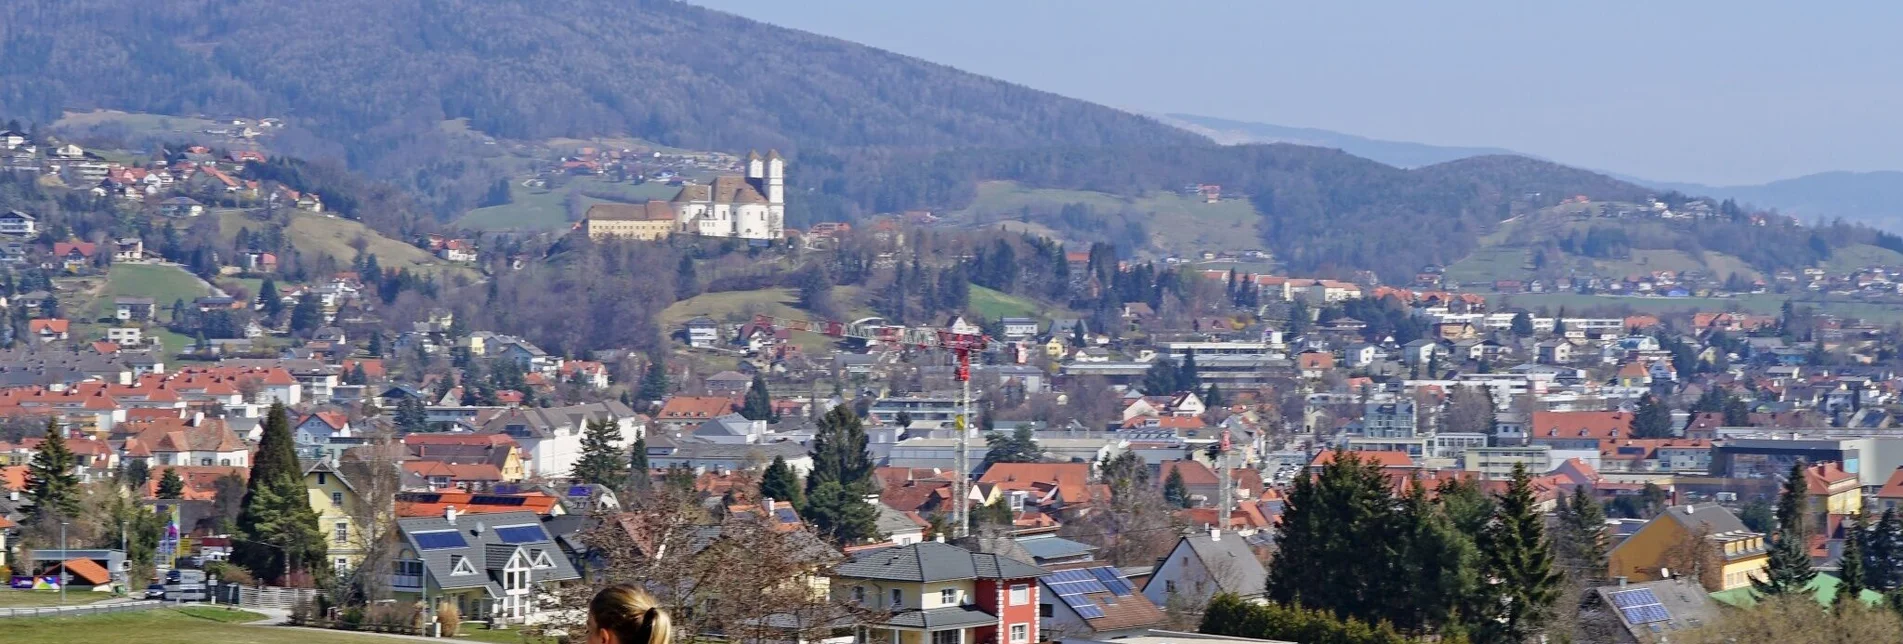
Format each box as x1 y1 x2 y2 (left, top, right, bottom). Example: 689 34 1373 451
288 292 323 335
233 403 327 583
1162 466 1190 508
1141 358 1180 395
628 435 651 491
258 278 283 320
636 358 669 404
156 467 186 499
805 480 881 546
25 419 80 521
1390 479 1481 637
741 374 776 421
759 455 803 510
1632 393 1675 438
806 405 874 494
1203 383 1224 407
1867 508 1903 591
1176 351 1201 390
572 418 630 489
1840 512 1868 606
1478 462 1561 643
1266 449 1403 628
1753 459 1818 596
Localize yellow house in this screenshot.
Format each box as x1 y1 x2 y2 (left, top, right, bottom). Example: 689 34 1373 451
304 460 376 571
1804 461 1862 533
580 203 676 241
1043 338 1066 360
1608 503 1767 592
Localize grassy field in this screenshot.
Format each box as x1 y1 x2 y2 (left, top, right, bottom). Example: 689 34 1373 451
214 209 471 279
660 287 875 355
0 589 110 607
457 176 680 231
1499 291 1903 324
1825 243 1903 273
91 264 213 319
0 606 414 644
968 285 1044 320
1442 246 1526 284
956 181 1263 258
56 110 226 138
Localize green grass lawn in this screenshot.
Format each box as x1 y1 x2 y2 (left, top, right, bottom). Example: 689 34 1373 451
213 209 471 280
1825 243 1903 273
94 264 214 320
1442 246 1526 284
4 606 407 644
968 285 1043 321
457 176 680 231
957 181 1263 258
0 589 109 607
454 623 562 644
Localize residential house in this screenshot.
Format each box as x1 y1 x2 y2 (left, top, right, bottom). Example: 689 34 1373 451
643 434 811 475
404 433 528 482
305 459 378 571
1606 504 1767 591
1036 565 1167 640
1140 529 1267 608
705 370 753 395
831 541 1049 644
0 210 37 237
114 297 156 323
1803 461 1862 534
478 402 643 478
391 510 581 624
656 396 739 429
1586 578 1722 644
685 317 721 348
159 196 205 218
29 318 69 342
1528 411 1632 450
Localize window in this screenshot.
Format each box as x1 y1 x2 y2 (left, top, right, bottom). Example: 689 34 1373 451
852 586 866 604
1039 604 1053 618
219 459 230 466
940 588 957 605
331 492 344 507
333 522 349 544
932 630 961 644
1164 580 1176 593
890 589 903 609
450 555 477 576
315 473 327 485
1010 624 1029 644
1008 584 1029 606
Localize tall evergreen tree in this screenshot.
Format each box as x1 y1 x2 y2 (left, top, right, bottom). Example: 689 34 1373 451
1868 508 1903 591
675 254 699 300
24 419 80 521
1203 383 1224 407
1724 396 1753 426
1477 462 1561 643
805 480 881 546
1510 311 1534 337
1141 358 1180 395
1840 512 1869 606
740 374 776 421
393 396 429 432
1176 351 1201 390
1389 479 1482 637
1555 485 1609 580
1266 449 1403 628
1753 459 1819 596
636 358 669 403
572 418 630 489
807 405 874 494
233 403 327 583
288 292 323 334
1632 393 1675 438
156 467 186 499
759 455 804 510
982 426 1043 466
1162 466 1190 508
628 435 651 491
258 278 283 320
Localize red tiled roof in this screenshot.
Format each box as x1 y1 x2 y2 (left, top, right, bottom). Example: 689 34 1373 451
979 462 1099 505
1530 411 1632 441
53 558 110 586
395 491 560 517
1879 468 1903 499
657 395 737 420
1804 462 1857 495
1309 450 1415 469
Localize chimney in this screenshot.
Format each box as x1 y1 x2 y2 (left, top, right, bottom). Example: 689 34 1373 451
1208 525 1220 541
1616 576 1628 587
444 505 457 524
764 497 776 513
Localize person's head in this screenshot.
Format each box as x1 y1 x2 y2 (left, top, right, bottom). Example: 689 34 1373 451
588 585 670 644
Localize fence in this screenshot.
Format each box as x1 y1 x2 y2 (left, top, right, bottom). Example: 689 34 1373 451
0 599 164 619
227 584 319 611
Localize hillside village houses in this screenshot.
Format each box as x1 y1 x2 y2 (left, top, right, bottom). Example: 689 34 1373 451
6 129 1903 639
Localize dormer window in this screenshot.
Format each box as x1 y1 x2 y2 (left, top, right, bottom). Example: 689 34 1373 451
450 555 477 576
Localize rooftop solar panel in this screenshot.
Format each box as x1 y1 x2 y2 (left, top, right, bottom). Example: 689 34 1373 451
1086 566 1134 596
1609 588 1670 625
775 508 800 523
1609 588 1659 609
494 525 547 545
413 530 467 550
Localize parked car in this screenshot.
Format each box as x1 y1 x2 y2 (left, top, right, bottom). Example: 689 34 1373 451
144 583 167 599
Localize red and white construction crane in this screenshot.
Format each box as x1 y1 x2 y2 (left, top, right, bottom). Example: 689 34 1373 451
751 315 992 537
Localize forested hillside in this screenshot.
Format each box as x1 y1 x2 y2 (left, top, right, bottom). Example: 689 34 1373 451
800 146 1654 280
0 0 1199 155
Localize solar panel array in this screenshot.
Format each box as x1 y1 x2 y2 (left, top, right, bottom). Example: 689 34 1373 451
1610 588 1670 625
1047 566 1138 621
774 508 800 523
494 525 547 545
469 495 529 506
414 530 468 550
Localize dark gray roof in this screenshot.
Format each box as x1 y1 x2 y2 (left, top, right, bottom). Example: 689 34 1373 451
479 401 638 438
692 414 755 438
886 606 1003 629
1591 578 1720 643
1662 504 1757 540
836 541 1047 583
1015 535 1098 562
1178 531 1267 596
662 439 807 461
396 511 581 597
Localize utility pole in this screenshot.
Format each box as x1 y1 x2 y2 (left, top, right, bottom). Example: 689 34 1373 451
1217 429 1232 523
59 520 68 606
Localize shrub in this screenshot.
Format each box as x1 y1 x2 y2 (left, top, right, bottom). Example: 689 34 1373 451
1199 593 1427 644
204 561 256 586
437 601 462 637
339 606 365 629
289 599 316 625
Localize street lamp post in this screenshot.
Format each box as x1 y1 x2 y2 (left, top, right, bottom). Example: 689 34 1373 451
59 520 69 606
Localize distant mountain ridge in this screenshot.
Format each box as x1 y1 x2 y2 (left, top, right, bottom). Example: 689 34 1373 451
1160 113 1527 168
0 0 1202 157
1165 112 1903 230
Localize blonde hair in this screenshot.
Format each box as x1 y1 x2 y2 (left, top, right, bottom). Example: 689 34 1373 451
590 585 671 644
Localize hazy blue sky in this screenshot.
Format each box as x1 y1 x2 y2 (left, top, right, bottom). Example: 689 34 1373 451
692 1 1903 186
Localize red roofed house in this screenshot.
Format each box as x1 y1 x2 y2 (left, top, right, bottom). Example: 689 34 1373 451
1804 461 1862 535
655 395 737 429
1158 459 1264 507
28 318 69 342
395 490 563 518
978 462 1107 511
402 461 507 491
1877 468 1903 514
1527 411 1632 450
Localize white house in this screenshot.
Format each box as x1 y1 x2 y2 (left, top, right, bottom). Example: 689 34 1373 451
478 402 642 478
1141 529 1266 609
0 210 37 236
669 151 785 240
